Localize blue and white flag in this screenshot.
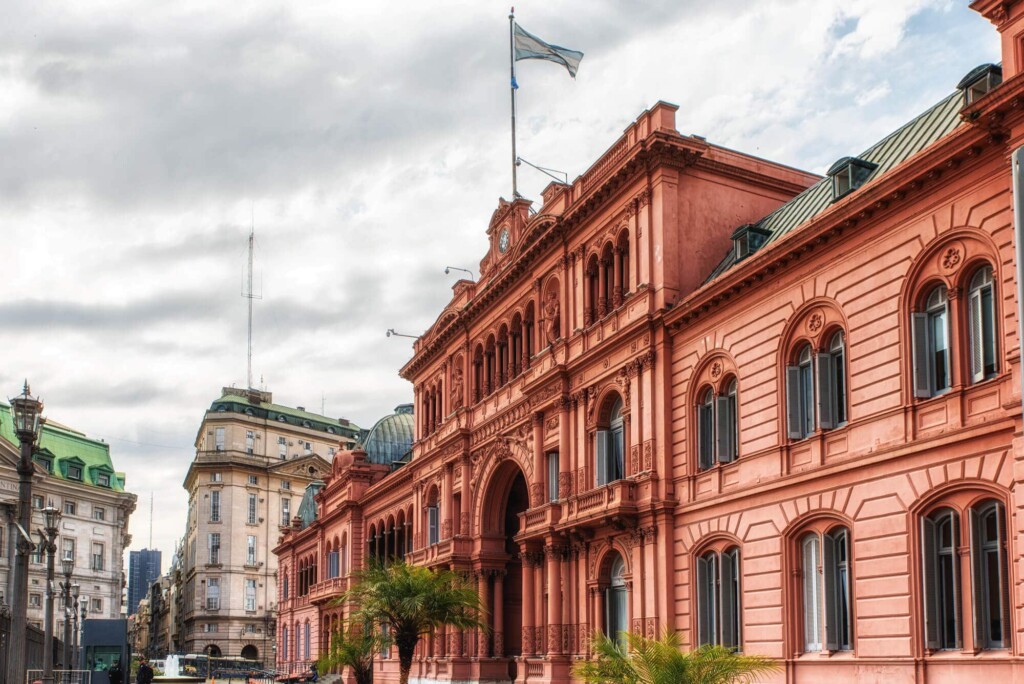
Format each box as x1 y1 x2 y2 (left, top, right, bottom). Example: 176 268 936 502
513 24 583 78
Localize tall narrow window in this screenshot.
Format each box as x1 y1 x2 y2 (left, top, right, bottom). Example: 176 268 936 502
605 555 628 647
215 427 225 451
596 398 625 486
282 626 288 660
210 491 221 523
305 621 311 660
787 345 816 440
246 535 257 565
245 578 257 611
428 505 439 545
547 452 560 502
971 501 1010 648
717 379 738 464
281 498 291 527
697 547 742 649
968 266 998 383
328 549 339 578
206 578 220 610
208 533 221 565
248 494 257 524
801 527 852 652
913 286 951 397
922 508 961 650
820 331 847 428
246 430 255 454
697 388 715 470
92 542 105 571
278 436 287 459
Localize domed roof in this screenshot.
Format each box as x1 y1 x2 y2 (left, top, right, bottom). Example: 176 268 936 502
362 403 414 466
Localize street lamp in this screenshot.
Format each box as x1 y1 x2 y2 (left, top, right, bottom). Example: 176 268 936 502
75 596 87 671
39 505 62 684
6 381 44 684
60 552 75 675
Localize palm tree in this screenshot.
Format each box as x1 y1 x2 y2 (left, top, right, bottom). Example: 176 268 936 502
573 630 777 684
338 561 485 684
317 624 377 684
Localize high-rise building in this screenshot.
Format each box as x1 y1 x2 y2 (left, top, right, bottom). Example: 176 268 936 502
128 548 162 616
177 386 360 662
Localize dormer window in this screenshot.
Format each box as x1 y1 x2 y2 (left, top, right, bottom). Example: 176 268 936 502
827 156 878 202
731 223 771 261
958 63 1002 107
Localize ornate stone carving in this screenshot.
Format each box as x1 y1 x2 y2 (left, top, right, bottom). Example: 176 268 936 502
643 440 654 472
558 471 573 499
942 246 962 270
441 519 452 539
529 481 545 507
630 444 641 474
807 311 824 334
493 631 504 657
548 624 562 653
459 512 470 535
644 617 657 638
544 291 561 346
450 367 464 409
710 361 723 379
546 415 559 430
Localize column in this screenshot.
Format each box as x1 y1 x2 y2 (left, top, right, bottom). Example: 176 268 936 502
558 398 572 499
493 571 505 657
521 553 535 656
532 412 545 506
535 562 545 655
443 464 454 540
598 260 608 315
594 587 605 638
613 248 623 307
546 546 562 655
561 551 572 654
478 572 491 657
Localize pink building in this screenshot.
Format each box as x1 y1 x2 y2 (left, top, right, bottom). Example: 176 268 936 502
275 3 1024 681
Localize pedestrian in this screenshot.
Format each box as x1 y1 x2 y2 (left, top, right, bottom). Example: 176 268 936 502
137 659 155 684
309 662 318 682
108 660 125 684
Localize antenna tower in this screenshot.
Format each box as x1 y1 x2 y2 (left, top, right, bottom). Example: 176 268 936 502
242 216 262 389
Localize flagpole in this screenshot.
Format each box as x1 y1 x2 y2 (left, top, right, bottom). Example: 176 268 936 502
509 7 519 198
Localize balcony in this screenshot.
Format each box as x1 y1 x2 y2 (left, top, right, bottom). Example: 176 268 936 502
560 479 638 529
409 536 473 566
519 502 562 537
308 576 348 605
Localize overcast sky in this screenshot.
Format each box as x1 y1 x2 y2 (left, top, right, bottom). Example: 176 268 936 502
0 1 999 573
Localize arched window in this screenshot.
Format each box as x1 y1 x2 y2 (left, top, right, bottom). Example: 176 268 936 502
786 344 816 440
282 626 289 660
605 554 628 646
800 526 852 652
427 488 440 546
968 265 997 383
304 620 311 660
824 331 847 427
697 379 739 471
921 500 1009 651
912 285 951 397
596 398 625 486
697 546 741 649
786 331 848 440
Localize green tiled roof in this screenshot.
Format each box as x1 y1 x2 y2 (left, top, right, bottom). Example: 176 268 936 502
209 394 361 438
705 90 965 283
0 403 126 491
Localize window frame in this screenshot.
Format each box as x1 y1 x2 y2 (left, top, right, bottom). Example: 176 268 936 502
696 545 742 650
595 397 626 486
912 284 951 398
697 378 740 472
967 265 998 384
797 523 853 653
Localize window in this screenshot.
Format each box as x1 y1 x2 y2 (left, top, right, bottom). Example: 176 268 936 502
278 436 287 459
282 626 289 660
281 480 291 490
208 533 221 565
210 472 223 483
380 623 390 659
62 538 76 565
786 345 816 440
327 550 339 578
913 286 951 398
91 543 105 571
93 507 106 521
827 156 877 201
968 266 998 383
696 547 741 649
428 506 440 545
697 380 739 470
596 398 625 486
328 447 336 457
248 474 258 486
202 623 219 633
68 465 83 481
32 495 44 509
303 441 312 455
281 498 291 527
921 500 1010 651
210 491 221 523
958 63 1002 106
215 427 225 451
64 500 77 516
247 494 258 524
37 458 52 473
547 452 560 502
823 332 847 426
96 474 110 487
800 527 851 652
283 573 290 600
247 535 257 565
605 555 628 647
246 431 255 454
30 593 41 607
245 578 257 611
206 578 220 610
91 598 102 613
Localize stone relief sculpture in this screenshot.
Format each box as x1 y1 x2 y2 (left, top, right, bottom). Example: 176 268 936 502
544 291 560 345
450 366 464 409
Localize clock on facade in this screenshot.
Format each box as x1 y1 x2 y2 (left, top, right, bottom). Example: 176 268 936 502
499 227 511 254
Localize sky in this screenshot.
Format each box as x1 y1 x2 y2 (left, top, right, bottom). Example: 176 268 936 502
0 0 999 573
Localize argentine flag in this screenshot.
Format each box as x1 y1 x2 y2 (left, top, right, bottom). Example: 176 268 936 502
513 24 583 78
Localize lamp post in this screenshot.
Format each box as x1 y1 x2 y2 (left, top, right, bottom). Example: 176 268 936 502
75 597 87 671
60 552 75 675
39 505 62 684
6 382 44 684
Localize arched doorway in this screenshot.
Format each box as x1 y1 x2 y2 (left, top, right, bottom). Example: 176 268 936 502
240 644 258 661
502 470 529 658
606 554 628 645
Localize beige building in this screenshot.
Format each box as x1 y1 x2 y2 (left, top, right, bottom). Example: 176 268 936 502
0 404 137 636
178 387 359 663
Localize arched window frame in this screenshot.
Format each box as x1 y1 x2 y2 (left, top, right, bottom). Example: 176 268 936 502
795 521 853 653
426 486 441 546
911 284 951 398
966 264 998 383
695 542 742 650
595 395 625 486
696 378 739 471
785 329 849 440
919 494 1011 652
599 551 630 648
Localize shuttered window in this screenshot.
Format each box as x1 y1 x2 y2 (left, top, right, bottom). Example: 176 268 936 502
787 345 816 439
788 334 847 439
968 266 997 383
427 505 439 545
547 452 560 502
698 389 715 470
802 528 852 652
921 508 961 650
698 380 739 471
596 398 626 486
605 555 628 648
913 286 951 397
697 547 742 650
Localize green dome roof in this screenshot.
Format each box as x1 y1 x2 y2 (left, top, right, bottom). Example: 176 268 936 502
363 404 414 466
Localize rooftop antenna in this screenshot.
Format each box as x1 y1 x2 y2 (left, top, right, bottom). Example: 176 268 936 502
242 209 262 390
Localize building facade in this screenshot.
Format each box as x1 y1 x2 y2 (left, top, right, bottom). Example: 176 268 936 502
128 548 163 616
274 4 1024 682
0 404 137 636
178 386 360 663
